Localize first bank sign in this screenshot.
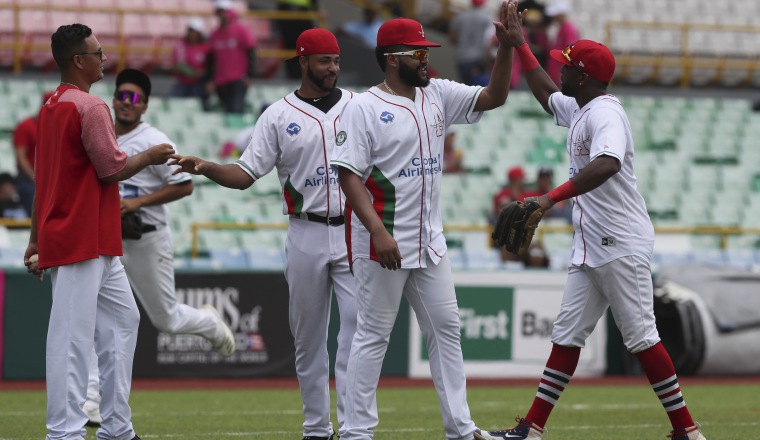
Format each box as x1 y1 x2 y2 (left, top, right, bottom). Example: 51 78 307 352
408 271 607 378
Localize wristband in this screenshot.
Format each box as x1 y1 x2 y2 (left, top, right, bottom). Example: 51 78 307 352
516 42 540 72
548 180 579 203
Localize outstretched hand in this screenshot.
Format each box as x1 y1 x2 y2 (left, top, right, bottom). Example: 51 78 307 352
493 0 527 48
169 154 208 175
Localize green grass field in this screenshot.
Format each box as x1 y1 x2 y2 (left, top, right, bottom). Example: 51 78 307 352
1 383 758 439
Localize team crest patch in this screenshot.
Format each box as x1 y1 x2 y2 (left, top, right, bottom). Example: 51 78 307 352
380 111 395 124
286 122 301 137
336 131 347 146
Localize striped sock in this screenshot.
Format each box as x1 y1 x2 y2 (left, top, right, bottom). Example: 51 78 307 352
636 342 695 430
525 344 580 428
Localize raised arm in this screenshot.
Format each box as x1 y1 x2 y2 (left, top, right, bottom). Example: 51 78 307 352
494 0 559 114
473 0 514 112
337 167 402 270
169 154 254 190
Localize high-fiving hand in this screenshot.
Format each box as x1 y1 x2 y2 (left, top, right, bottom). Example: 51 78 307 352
493 0 527 48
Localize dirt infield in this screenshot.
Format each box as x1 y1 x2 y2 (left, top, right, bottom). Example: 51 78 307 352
3 375 760 392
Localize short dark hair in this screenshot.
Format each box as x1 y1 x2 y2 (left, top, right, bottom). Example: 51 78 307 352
0 172 15 186
116 68 152 103
51 24 92 69
375 45 405 72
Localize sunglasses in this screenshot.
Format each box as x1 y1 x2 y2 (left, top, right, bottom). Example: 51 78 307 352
114 90 145 104
383 49 429 61
74 48 104 61
561 45 586 75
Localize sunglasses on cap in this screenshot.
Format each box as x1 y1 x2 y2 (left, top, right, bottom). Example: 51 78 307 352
114 90 145 104
383 49 429 61
561 44 586 75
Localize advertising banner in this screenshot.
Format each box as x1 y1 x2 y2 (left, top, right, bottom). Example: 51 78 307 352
133 272 296 377
409 271 607 378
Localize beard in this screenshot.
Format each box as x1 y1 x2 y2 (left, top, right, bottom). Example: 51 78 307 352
115 113 139 127
307 65 338 93
398 60 429 88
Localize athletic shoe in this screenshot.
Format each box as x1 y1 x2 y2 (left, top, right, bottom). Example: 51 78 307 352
82 399 102 427
202 304 236 357
669 425 707 440
474 418 544 439
302 435 334 440
132 437 141 440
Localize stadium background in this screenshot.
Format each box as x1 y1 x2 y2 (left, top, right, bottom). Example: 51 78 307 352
1 0 759 402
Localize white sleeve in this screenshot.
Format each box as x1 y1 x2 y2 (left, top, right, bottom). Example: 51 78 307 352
434 78 484 126
547 92 577 128
236 109 280 180
587 106 627 166
331 99 371 177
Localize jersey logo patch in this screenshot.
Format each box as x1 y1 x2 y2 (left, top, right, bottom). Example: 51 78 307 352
380 111 395 124
336 131 347 146
601 237 616 247
286 122 302 137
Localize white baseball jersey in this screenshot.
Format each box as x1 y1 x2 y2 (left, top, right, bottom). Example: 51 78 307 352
236 88 354 218
331 79 483 269
118 122 191 227
548 92 655 267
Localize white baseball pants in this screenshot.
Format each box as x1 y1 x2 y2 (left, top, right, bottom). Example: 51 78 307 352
552 255 661 353
87 227 219 404
47 256 138 440
285 217 357 438
340 254 477 440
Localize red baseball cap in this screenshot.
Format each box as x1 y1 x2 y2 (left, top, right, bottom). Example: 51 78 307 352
288 28 340 60
549 39 616 83
376 18 441 48
508 166 526 181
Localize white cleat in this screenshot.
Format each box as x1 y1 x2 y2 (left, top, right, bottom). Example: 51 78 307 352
669 425 707 440
202 304 236 357
83 399 102 427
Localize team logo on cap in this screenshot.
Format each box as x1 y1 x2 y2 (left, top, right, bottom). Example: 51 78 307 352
286 122 301 137
300 46 305 53
380 111 395 124
336 131 347 146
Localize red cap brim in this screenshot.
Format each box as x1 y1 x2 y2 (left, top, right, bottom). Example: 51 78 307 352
549 49 572 66
403 40 441 47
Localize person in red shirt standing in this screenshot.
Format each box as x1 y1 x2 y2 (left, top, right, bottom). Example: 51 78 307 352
11 91 54 217
171 17 211 110
206 0 257 113
24 23 174 440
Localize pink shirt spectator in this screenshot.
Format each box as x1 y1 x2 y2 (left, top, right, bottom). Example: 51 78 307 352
209 10 256 86
173 40 210 85
546 20 580 85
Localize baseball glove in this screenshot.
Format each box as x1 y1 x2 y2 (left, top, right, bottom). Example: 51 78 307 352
492 197 545 256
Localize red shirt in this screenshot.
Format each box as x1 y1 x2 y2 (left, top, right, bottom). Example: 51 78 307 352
12 116 37 170
35 86 127 269
173 40 210 85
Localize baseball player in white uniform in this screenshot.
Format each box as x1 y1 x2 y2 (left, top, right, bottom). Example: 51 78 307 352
82 69 235 426
171 29 356 440
330 9 515 440
476 5 706 440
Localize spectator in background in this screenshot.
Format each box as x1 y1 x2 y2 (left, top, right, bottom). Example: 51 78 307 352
443 129 465 173
12 91 54 217
339 7 384 47
522 242 550 268
0 172 27 219
449 0 494 85
523 7 549 68
544 2 580 85
526 166 572 222
492 165 530 218
207 0 257 113
277 0 320 79
172 17 210 110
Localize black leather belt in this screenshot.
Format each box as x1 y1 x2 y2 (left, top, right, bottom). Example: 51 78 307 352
302 213 345 226
141 224 157 233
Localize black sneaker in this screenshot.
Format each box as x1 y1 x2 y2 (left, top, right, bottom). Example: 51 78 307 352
474 418 544 439
302 435 333 440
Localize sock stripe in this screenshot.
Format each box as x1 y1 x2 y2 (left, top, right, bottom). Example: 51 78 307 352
536 387 559 405
541 375 568 389
539 382 563 397
652 374 678 390
663 396 686 411
654 378 679 394
544 367 572 382
661 392 684 404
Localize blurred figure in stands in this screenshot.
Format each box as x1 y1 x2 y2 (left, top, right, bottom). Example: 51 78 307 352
207 0 257 113
172 17 210 111
544 2 579 85
526 166 572 222
12 91 54 217
443 129 465 173
277 0 320 79
339 7 384 48
0 172 27 220
522 242 550 268
492 165 530 216
449 0 493 85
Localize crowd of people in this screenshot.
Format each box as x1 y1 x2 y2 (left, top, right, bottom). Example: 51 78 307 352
14 1 709 440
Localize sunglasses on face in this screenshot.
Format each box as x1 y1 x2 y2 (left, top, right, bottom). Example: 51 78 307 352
561 45 585 74
383 49 429 61
74 48 104 61
114 90 145 104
